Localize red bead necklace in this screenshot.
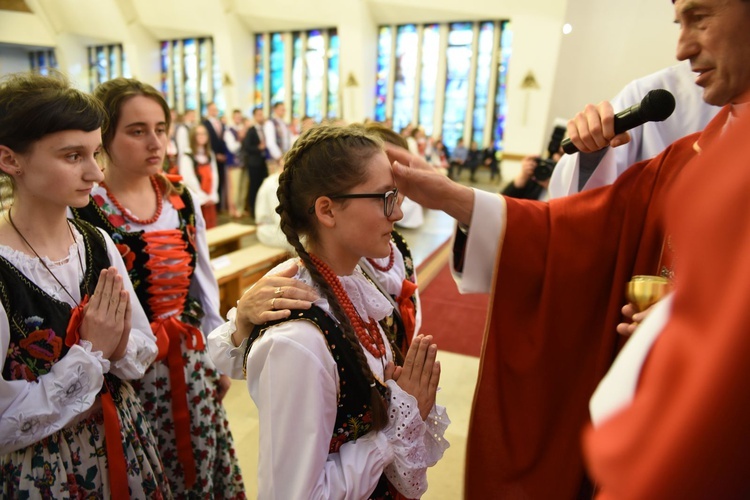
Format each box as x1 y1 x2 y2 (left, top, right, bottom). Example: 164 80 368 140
101 175 163 225
311 254 387 358
366 244 395 272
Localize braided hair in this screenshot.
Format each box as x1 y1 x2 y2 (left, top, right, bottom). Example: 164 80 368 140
276 124 390 429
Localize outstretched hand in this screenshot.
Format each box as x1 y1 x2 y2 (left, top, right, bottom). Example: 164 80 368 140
616 303 654 337
80 267 130 360
566 100 631 153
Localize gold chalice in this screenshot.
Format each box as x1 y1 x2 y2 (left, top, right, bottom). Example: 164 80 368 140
626 275 672 312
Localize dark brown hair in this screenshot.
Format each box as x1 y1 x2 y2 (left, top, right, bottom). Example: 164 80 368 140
276 124 390 428
0 72 107 154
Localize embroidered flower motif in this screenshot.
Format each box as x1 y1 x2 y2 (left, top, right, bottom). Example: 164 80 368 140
23 316 44 329
116 243 136 271
19 329 62 362
52 364 90 405
9 360 37 382
107 212 127 229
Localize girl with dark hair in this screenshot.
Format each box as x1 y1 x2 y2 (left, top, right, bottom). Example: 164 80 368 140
179 124 219 229
0 73 169 497
70 78 245 498
209 125 449 499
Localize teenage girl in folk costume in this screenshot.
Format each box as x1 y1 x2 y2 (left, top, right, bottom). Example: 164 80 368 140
0 73 170 498
208 125 450 499
178 124 219 229
70 78 245 498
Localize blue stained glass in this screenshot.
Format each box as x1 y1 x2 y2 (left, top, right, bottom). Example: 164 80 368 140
327 29 340 119
292 33 303 118
172 41 184 112
305 30 325 121
212 40 225 114
472 22 494 146
375 26 392 123
418 25 440 136
255 35 265 109
270 33 286 105
392 24 418 133
160 41 170 100
442 23 473 153
96 46 107 85
493 21 513 151
184 39 198 114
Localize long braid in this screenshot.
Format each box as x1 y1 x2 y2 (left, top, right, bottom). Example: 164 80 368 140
276 125 389 429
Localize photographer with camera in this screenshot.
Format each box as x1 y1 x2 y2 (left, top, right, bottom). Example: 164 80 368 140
502 125 565 200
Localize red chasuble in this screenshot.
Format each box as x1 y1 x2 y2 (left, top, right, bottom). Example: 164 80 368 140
583 111 750 499
465 106 731 499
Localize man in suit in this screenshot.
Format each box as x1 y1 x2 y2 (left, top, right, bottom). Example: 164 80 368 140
240 107 269 219
202 102 229 211
262 102 291 171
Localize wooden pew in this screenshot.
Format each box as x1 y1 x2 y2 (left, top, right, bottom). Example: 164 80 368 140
206 222 257 258
211 243 290 317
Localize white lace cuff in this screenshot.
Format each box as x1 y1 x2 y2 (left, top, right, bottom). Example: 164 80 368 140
79 339 110 373
109 330 157 380
423 404 451 466
382 380 430 498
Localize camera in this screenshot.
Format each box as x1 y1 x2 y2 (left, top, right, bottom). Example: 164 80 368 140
533 157 557 181
533 124 567 181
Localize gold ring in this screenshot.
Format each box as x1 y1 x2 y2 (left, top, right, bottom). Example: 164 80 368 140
275 286 283 297
271 297 277 310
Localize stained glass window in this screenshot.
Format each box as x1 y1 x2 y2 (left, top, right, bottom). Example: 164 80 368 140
375 26 392 123
472 22 494 146
493 22 512 151
29 50 57 76
392 24 418 133
270 33 285 105
184 38 198 113
418 25 440 136
160 38 223 115
306 30 325 121
327 29 340 119
442 22 473 151
292 32 304 118
87 44 129 92
254 35 265 109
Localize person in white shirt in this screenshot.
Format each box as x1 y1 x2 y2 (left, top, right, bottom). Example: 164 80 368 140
549 60 719 198
0 72 168 497
262 102 291 169
208 125 448 499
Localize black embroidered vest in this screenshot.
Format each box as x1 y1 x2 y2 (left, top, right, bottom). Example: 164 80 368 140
246 306 403 499
0 220 109 382
71 185 203 325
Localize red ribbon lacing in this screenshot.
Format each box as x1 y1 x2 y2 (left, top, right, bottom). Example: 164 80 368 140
66 296 129 499
143 229 204 488
395 279 418 352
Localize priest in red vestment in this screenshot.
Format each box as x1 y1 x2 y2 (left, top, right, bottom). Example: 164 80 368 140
387 0 750 496
583 106 750 499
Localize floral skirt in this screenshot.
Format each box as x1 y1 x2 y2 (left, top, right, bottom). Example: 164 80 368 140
0 379 171 498
131 340 245 499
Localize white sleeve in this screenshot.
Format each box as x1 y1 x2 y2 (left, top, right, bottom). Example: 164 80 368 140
178 153 209 206
99 229 158 380
224 128 241 155
175 126 190 156
450 189 506 294
247 321 393 500
188 199 224 334
206 308 247 380
263 120 282 161
0 301 107 454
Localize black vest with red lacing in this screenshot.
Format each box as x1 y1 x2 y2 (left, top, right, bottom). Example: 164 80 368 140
71 185 203 325
0 219 115 386
245 306 406 499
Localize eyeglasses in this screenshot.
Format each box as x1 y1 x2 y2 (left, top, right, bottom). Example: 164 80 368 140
309 188 399 217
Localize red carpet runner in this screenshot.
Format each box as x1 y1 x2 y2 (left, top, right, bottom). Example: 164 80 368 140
418 261 489 358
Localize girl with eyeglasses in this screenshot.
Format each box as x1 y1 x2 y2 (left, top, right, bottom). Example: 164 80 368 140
0 73 169 497
208 125 449 499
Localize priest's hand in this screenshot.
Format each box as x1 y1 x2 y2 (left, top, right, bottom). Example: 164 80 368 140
387 143 475 227
617 303 654 337
567 100 631 153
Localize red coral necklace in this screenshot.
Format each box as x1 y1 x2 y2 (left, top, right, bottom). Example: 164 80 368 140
366 245 395 272
310 253 387 358
101 175 163 225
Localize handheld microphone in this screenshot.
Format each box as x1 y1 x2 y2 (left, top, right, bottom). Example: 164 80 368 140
561 89 676 154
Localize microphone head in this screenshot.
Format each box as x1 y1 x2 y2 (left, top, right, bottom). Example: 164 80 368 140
640 89 676 122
